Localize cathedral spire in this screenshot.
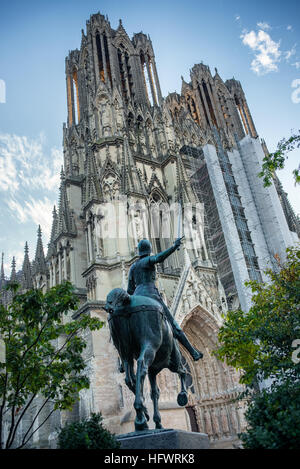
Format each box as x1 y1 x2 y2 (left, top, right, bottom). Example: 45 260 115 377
34 225 47 274
47 206 58 259
50 206 58 242
57 168 76 236
22 242 33 290
83 149 102 206
10 256 17 282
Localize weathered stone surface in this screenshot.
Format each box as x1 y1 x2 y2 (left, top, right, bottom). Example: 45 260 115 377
117 428 210 449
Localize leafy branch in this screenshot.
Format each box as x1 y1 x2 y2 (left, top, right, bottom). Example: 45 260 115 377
259 130 300 187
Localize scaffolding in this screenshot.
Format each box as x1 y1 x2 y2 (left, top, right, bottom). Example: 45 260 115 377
180 129 264 308
180 144 237 305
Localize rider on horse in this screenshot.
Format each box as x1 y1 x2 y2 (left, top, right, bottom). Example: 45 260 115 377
127 238 203 362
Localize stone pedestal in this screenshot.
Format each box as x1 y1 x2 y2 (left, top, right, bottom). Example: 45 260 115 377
117 428 210 449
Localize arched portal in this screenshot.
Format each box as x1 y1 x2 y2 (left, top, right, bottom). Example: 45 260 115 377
156 304 247 448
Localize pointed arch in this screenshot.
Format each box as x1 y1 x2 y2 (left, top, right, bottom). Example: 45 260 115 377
176 304 245 444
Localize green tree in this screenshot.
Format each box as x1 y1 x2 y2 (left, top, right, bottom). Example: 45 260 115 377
0 282 104 449
259 130 300 187
214 245 300 448
57 412 120 449
240 380 300 449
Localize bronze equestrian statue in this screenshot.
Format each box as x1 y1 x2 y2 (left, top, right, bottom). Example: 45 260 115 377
105 238 203 431
105 288 188 431
127 238 203 362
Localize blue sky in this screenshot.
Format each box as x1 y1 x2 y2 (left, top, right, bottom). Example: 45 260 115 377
0 0 299 274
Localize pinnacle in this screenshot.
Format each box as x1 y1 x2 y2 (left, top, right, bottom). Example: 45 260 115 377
10 256 17 282
34 225 46 274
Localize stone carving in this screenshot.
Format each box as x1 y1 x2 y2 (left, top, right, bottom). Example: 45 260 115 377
102 173 120 200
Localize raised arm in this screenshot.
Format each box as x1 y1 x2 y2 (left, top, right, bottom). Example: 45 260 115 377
149 237 183 265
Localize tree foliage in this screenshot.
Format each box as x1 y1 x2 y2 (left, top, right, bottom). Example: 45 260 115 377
0 282 104 449
214 245 300 448
57 412 120 449
214 246 300 386
240 380 300 449
259 130 300 187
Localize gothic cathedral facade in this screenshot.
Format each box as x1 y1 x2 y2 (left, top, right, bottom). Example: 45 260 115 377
1 12 299 449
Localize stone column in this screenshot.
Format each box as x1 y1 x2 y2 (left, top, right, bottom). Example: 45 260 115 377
62 246 66 280
70 245 76 284
87 221 94 263
49 261 53 287
52 259 56 286
58 252 62 284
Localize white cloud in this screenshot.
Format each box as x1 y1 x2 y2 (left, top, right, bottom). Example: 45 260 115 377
7 196 54 242
0 133 62 194
257 22 271 31
284 44 297 62
235 15 240 21
0 133 63 248
241 29 281 75
291 79 300 104
7 198 28 223
292 61 300 69
287 25 293 31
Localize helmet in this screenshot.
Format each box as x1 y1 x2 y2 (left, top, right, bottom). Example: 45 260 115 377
138 239 152 257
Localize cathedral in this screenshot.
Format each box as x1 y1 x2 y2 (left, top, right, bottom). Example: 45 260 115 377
1 12 299 449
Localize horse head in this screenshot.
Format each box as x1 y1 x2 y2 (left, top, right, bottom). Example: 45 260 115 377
105 288 130 314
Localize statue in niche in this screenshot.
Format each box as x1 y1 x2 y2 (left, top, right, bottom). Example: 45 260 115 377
102 173 120 201
139 130 147 155
146 120 156 158
114 99 125 134
128 130 137 152
133 209 144 241
99 96 112 136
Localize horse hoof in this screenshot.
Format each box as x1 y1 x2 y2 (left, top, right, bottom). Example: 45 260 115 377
177 391 188 407
155 422 163 429
135 420 149 432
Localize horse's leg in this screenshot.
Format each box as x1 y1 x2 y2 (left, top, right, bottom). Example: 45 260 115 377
125 360 150 422
134 343 155 431
148 368 163 429
169 345 189 407
177 362 188 407
124 360 135 394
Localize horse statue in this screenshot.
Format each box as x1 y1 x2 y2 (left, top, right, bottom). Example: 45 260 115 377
105 287 188 432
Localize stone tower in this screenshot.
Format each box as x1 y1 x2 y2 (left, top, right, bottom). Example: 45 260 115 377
1 12 299 449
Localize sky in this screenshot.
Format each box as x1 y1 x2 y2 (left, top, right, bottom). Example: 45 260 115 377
0 0 299 275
